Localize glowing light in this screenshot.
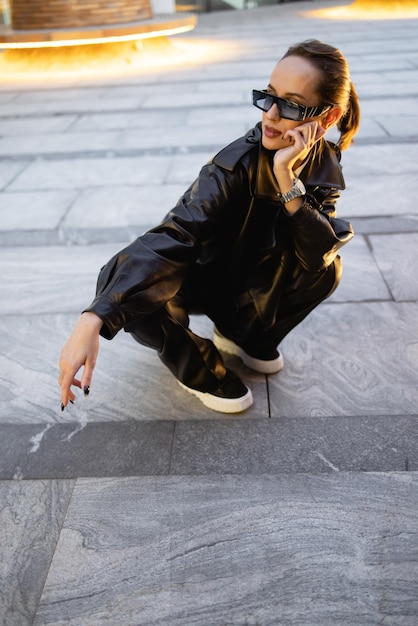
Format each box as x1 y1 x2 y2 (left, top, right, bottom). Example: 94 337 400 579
307 0 418 20
0 36 243 81
0 12 197 49
0 23 196 49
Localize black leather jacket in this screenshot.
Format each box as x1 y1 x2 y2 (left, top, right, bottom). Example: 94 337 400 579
87 123 353 340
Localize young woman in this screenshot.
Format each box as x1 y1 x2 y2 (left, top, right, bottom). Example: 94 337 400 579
59 39 360 414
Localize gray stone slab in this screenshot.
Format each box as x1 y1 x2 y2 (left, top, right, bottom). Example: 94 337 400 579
0 97 145 117
351 44 418 64
0 161 29 191
33 473 418 625
0 92 18 103
71 110 187 132
199 59 275 80
61 185 184 229
196 78 256 93
117 123 247 152
186 105 260 128
0 421 174 479
0 479 74 626
379 115 418 139
170 415 418 475
0 116 77 135
349 215 418 235
0 190 77 231
1 412 417 479
370 233 418 301
328 235 391 302
358 81 418 99
99 83 195 99
351 72 391 86
382 69 418 85
71 69 161 88
350 117 388 141
8 156 172 190
0 132 122 157
341 143 418 178
0 313 268 425
0 226 146 248
338 172 418 217
166 151 214 184
271 302 418 418
142 90 248 110
0 244 120 315
13 88 106 103
359 97 418 117
0 125 244 157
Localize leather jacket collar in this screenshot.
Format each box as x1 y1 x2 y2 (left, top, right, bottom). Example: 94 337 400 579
249 123 346 200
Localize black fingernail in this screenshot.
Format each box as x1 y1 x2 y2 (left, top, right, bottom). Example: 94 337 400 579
83 385 90 397
70 400 74 405
61 403 65 411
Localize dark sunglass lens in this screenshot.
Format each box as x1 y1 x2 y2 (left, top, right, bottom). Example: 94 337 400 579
253 90 304 120
281 100 302 121
253 91 270 112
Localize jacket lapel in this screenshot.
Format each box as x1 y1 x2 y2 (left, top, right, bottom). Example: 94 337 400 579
254 132 346 199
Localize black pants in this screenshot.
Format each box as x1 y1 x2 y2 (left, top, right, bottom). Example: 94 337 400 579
126 257 342 393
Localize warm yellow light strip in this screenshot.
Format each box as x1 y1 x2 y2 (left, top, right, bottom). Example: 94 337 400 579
307 1 418 20
0 23 195 49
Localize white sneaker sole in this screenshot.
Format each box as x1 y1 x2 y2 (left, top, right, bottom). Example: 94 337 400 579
214 330 284 375
178 380 253 413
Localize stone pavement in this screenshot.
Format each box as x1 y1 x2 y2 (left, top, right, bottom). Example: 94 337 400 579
1 1 418 623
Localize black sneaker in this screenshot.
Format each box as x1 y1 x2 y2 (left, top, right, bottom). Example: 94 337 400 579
214 328 284 375
178 369 253 413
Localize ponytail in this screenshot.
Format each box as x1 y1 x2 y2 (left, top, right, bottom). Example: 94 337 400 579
337 81 361 151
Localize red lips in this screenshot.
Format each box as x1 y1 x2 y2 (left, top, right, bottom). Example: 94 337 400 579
264 125 281 139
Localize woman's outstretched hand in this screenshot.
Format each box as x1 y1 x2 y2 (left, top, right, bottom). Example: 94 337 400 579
58 311 103 410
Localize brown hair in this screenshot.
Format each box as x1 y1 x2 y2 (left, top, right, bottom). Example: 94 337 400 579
282 39 360 150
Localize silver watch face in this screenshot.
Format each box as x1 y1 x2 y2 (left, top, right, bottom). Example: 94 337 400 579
295 178 306 195
282 178 306 203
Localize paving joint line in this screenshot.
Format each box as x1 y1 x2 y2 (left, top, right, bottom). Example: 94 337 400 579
0 136 417 164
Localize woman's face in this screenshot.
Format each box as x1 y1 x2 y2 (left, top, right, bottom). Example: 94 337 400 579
261 55 323 151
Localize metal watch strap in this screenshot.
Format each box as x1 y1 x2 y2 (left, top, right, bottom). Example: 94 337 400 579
278 178 306 204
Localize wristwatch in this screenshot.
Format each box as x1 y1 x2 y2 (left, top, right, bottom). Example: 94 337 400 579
278 178 306 204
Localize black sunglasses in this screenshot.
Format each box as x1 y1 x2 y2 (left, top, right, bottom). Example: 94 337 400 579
252 89 331 122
